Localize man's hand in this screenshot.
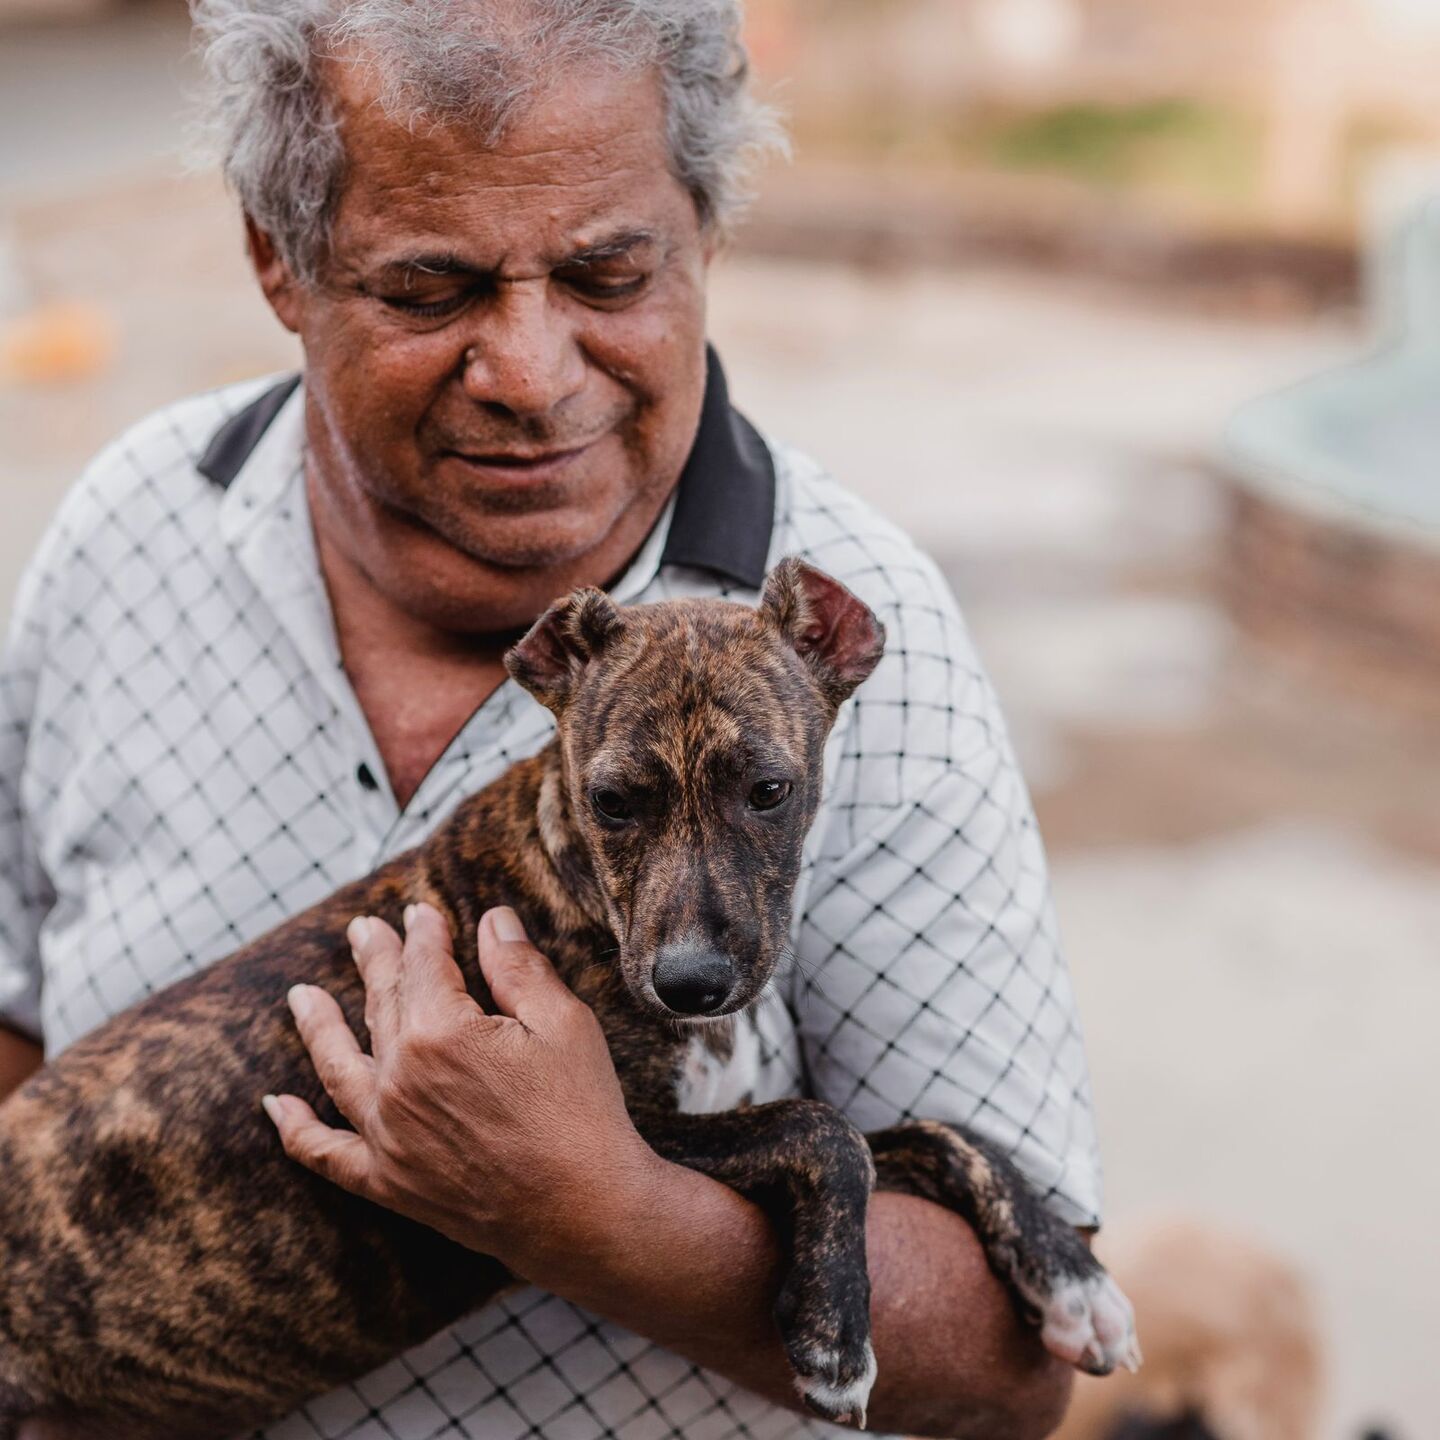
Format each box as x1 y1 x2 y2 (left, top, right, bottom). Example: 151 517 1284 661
263 904 659 1276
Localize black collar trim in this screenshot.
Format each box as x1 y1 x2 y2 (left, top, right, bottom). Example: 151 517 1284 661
661 347 774 590
196 346 774 591
196 373 301 491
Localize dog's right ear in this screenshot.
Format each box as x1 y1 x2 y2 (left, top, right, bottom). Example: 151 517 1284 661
505 588 623 711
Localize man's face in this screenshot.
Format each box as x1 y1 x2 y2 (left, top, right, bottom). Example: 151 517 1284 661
254 58 713 634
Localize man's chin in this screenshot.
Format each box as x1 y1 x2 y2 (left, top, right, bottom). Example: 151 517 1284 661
392 496 610 570
442 518 613 575
375 511 628 632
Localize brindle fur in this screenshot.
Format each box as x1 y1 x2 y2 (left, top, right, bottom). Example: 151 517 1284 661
0 560 1135 1439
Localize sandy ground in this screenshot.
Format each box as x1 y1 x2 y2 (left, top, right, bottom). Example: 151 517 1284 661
3 10 1439 1440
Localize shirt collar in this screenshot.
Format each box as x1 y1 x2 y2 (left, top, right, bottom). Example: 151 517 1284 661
197 346 775 591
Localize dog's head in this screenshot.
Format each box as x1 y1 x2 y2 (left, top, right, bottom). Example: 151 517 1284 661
506 558 885 1020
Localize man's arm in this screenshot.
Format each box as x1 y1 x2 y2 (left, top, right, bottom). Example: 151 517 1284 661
534 1144 1074 1439
267 906 1073 1440
0 1025 43 1101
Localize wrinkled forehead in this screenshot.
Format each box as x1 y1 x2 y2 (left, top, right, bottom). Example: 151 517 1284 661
570 607 817 782
322 52 681 258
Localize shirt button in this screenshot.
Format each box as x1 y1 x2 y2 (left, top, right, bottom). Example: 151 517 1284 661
357 762 380 792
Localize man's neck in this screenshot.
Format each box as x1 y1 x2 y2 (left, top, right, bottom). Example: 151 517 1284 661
309 500 514 808
301 450 673 809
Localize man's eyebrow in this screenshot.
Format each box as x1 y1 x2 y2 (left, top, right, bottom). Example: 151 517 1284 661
373 231 660 285
562 230 658 266
373 253 474 286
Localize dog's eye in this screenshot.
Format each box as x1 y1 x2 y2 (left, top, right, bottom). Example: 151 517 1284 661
748 780 793 812
591 789 635 825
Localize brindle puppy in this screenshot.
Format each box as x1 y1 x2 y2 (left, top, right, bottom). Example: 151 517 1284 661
0 559 1138 1439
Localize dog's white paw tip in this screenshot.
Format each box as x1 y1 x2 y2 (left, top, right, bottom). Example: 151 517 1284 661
793 1340 877 1429
1119 1332 1144 1374
1037 1272 1140 1377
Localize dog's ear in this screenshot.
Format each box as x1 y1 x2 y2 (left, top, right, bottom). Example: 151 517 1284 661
506 588 624 711
760 557 886 707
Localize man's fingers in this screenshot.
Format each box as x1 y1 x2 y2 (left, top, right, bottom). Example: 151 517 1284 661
348 915 403 1050
262 1093 374 1194
477 908 578 1027
288 984 375 1124
398 903 475 1024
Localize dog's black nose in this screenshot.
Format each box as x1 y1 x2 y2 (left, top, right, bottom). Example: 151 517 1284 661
652 946 737 1016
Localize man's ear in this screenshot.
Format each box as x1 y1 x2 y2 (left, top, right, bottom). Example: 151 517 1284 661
760 558 886 708
506 589 624 712
245 217 304 335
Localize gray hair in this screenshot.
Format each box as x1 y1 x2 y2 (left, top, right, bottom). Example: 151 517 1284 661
191 0 784 282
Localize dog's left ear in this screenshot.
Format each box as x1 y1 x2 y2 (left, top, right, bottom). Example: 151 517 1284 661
760 557 886 707
506 588 624 712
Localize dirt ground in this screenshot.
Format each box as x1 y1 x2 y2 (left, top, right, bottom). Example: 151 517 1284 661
3 10 1439 1440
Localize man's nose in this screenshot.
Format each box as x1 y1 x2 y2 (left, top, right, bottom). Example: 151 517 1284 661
652 945 738 1017
459 284 587 419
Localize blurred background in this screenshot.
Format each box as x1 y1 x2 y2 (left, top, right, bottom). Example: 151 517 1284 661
2 2 1438 1438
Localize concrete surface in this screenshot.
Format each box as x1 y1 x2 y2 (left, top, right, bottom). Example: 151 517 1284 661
0 1 197 205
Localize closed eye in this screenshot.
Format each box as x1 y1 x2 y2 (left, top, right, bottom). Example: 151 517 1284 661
380 291 472 320
559 271 649 304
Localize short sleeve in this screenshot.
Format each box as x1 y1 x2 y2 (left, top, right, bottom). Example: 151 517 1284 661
0 536 61 1041
784 535 1103 1229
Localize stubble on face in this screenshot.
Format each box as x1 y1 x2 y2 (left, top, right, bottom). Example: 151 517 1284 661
285 54 713 637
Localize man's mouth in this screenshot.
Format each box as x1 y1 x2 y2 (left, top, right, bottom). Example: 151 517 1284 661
442 440 597 480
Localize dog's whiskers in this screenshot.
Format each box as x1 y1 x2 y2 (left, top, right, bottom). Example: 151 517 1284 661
776 941 820 989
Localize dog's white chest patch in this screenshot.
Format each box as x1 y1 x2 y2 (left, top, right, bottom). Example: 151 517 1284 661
675 1015 762 1115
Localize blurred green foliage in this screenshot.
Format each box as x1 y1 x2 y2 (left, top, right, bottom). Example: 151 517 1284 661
986 99 1253 195
793 96 1264 217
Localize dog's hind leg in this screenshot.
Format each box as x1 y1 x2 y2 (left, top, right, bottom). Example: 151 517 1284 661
867 1119 1141 1376
637 1100 878 1428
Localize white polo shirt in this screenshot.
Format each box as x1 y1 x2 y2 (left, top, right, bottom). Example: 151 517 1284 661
0 353 1102 1440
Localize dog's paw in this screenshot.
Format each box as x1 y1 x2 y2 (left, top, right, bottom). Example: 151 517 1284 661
789 1338 878 1429
1032 1270 1142 1377
776 1264 877 1429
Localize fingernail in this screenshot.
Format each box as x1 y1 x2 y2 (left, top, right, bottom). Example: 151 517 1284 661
261 1094 283 1125
490 907 527 943
403 903 417 930
287 984 313 1019
347 916 371 948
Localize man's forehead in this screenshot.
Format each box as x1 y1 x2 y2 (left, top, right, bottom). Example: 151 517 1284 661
323 55 686 271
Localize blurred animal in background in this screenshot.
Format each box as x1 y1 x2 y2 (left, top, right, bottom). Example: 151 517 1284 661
1055 1219 1322 1440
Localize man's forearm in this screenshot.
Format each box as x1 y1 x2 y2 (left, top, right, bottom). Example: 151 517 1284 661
513 1149 1073 1440
0 1024 43 1103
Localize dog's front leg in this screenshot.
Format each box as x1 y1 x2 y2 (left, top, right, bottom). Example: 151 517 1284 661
636 1100 878 1427
867 1120 1141 1376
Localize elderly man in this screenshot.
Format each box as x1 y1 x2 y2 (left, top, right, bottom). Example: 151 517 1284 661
0 2 1104 1437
